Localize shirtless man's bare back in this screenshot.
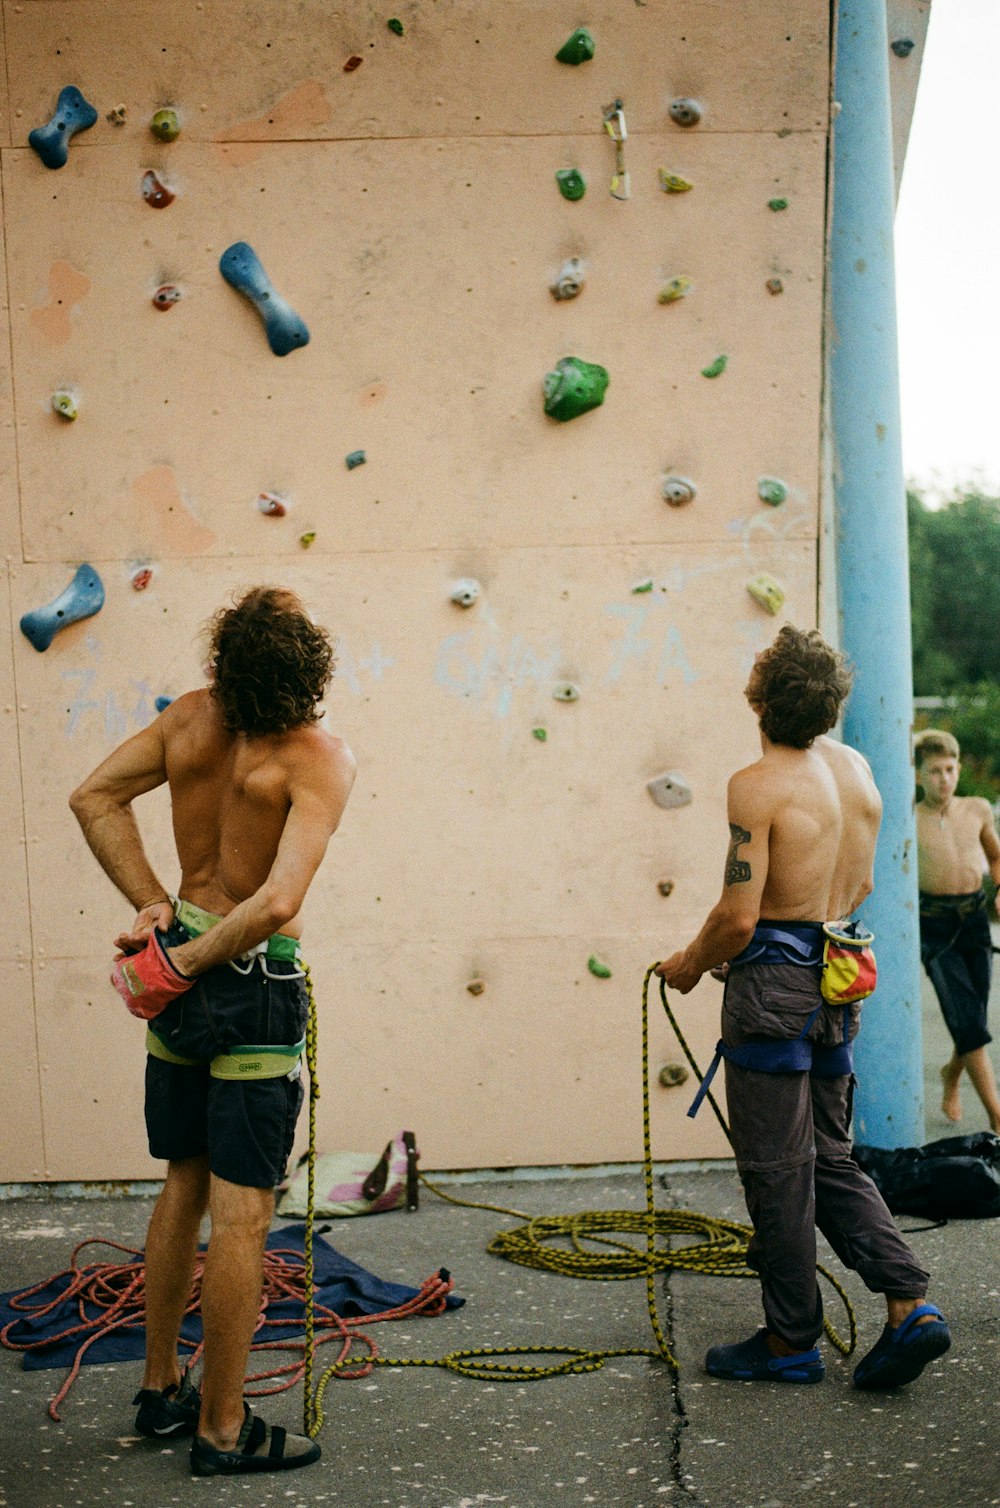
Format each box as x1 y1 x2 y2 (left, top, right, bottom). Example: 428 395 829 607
914 730 1000 1132
70 587 355 1476
658 626 949 1390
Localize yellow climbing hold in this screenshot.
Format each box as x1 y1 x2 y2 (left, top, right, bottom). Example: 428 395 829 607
658 276 692 305
658 169 693 193
747 573 786 616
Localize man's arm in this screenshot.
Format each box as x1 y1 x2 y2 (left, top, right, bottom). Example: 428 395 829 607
69 720 172 922
977 800 1000 917
656 768 771 994
167 740 356 975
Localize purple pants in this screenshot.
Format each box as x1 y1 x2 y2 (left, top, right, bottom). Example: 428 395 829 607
722 962 929 1349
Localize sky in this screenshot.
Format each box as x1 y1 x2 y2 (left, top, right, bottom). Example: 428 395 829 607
895 0 1000 499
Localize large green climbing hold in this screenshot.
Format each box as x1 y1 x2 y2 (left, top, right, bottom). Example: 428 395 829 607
543 357 608 421
587 955 612 979
747 573 786 615
556 168 586 201
556 28 595 64
757 477 788 507
701 354 728 379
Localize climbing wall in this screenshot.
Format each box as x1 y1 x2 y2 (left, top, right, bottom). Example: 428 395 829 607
1 1 831 1180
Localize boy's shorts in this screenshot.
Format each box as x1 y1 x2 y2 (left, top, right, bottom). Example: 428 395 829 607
919 891 992 1057
144 921 307 1189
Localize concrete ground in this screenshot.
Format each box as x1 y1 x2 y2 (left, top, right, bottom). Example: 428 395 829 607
1 962 998 1508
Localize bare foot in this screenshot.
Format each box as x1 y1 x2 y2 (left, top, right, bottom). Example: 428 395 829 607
940 1064 962 1123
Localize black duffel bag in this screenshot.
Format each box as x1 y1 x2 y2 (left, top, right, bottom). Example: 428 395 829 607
854 1132 1000 1220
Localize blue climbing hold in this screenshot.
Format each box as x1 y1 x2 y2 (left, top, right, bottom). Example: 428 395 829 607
154 695 174 713
219 242 310 357
19 564 105 652
28 87 99 170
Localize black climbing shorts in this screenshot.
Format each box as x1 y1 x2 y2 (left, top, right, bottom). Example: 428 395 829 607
144 922 307 1188
919 893 993 1058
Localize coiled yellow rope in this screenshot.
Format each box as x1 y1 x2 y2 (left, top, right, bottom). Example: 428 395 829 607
301 963 857 1436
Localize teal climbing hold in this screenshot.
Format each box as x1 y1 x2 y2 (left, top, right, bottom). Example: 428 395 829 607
20 564 104 652
345 450 366 470
768 197 789 211
219 242 310 357
387 18 404 36
543 357 608 421
155 695 174 713
757 477 788 507
587 955 612 979
556 28 595 64
555 168 586 201
150 108 180 142
28 86 98 169
701 355 727 379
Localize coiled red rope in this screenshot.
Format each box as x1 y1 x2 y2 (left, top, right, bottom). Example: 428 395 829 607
1 1236 453 1421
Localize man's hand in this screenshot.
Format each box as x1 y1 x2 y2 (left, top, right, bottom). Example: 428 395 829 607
114 899 175 955
655 951 703 994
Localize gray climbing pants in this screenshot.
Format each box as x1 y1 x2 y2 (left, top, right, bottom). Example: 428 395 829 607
722 962 929 1350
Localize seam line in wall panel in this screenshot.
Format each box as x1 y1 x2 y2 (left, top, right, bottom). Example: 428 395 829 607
3 571 47 1177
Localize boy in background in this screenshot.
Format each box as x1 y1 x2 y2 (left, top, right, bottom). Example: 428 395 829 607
915 729 1000 1133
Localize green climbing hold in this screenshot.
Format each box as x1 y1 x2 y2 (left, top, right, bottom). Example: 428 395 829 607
555 28 595 64
555 168 586 201
701 355 727 379
658 169 693 193
150 108 180 142
747 573 786 616
757 477 788 507
658 276 692 305
532 727 548 742
631 578 654 594
387 17 404 35
299 531 316 549
768 197 789 211
543 357 608 421
587 955 612 979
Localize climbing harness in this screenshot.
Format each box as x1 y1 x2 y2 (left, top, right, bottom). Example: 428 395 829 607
297 963 857 1437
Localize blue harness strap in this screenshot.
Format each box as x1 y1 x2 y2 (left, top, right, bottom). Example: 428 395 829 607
687 1004 853 1119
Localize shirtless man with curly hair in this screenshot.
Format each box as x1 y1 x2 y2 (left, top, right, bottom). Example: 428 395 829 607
70 587 356 1476
658 625 949 1390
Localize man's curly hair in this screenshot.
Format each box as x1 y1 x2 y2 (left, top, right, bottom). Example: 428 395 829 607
745 625 853 749
205 587 335 737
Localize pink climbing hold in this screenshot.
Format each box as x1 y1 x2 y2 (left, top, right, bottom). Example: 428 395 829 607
142 170 175 208
257 492 288 517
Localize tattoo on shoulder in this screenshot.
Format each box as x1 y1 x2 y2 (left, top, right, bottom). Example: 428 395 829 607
725 823 752 885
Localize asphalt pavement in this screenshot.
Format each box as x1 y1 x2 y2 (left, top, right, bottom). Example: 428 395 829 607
1 964 997 1508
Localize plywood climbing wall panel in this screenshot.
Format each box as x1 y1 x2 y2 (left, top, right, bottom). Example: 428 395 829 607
0 0 832 1178
5 131 824 564
6 1 828 143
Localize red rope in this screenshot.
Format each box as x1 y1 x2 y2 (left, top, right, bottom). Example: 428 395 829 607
1 1238 453 1421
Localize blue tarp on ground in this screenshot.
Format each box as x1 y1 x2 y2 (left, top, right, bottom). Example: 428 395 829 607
0 1223 462 1370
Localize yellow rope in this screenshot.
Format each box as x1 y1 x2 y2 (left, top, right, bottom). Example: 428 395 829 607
300 963 856 1435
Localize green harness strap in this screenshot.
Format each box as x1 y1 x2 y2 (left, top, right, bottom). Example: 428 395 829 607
144 1028 305 1080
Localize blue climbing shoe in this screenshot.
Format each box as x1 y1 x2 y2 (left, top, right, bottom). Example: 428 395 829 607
134 1368 201 1437
852 1304 951 1390
706 1329 824 1384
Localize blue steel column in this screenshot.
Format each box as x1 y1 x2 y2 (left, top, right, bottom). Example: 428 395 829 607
830 0 923 1146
